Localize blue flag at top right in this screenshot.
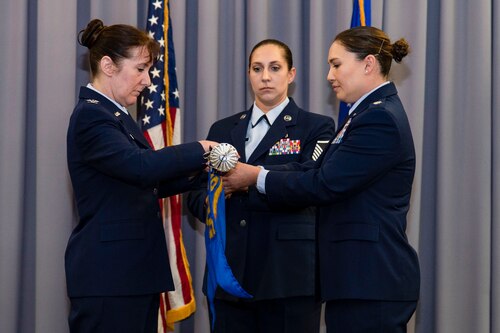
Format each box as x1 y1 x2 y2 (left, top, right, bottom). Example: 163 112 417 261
350 0 371 27
338 0 372 125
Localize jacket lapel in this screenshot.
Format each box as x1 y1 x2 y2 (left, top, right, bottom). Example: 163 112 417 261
79 87 151 149
116 112 152 149
352 82 398 118
321 82 399 163
246 101 299 164
230 111 251 162
329 82 398 140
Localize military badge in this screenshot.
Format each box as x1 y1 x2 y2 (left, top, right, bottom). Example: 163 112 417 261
269 138 301 155
332 117 352 144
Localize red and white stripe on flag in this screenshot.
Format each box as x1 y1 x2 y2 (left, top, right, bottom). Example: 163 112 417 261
140 0 196 331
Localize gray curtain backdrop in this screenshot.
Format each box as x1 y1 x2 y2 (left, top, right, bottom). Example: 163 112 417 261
0 0 497 332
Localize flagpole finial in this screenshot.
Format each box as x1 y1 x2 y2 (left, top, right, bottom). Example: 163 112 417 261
207 143 239 173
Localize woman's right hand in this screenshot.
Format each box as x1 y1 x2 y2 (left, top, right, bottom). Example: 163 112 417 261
222 162 260 194
198 140 219 152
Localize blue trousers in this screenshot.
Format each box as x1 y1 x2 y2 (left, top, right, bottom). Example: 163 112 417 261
325 299 417 333
68 294 160 333
211 296 322 333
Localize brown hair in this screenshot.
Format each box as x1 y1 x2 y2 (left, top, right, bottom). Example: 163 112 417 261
248 39 294 70
334 26 410 77
78 19 160 77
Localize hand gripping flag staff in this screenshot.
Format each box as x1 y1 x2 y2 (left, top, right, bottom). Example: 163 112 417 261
205 143 252 328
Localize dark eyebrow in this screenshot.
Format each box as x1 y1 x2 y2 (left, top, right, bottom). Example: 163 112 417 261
328 58 338 65
251 60 282 66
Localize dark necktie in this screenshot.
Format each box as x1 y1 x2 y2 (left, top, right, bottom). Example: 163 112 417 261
252 114 271 128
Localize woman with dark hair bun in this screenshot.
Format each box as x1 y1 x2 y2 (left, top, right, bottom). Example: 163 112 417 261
187 38 334 333
223 26 420 333
65 19 217 332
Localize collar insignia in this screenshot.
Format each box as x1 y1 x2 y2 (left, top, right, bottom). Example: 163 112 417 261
85 99 99 104
284 115 292 121
114 112 121 117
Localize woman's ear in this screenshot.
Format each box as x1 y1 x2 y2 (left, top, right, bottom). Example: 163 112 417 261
364 54 377 74
288 67 297 84
100 56 116 77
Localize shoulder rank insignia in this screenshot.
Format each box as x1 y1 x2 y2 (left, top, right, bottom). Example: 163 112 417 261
312 140 330 161
85 99 99 104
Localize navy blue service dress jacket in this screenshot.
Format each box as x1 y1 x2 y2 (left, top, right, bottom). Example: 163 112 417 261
66 87 206 298
264 83 420 302
188 98 334 300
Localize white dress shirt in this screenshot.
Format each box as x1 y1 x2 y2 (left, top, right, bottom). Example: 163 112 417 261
245 98 289 160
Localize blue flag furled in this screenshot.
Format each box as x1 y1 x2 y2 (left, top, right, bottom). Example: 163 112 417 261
350 0 371 27
338 0 372 125
205 168 252 329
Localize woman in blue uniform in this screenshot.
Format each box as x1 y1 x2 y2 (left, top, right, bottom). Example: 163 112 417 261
223 26 420 333
65 19 216 333
187 39 334 332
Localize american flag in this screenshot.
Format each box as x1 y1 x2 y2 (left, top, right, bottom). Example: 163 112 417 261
139 0 196 331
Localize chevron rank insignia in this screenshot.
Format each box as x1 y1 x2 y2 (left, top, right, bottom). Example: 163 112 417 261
312 140 330 161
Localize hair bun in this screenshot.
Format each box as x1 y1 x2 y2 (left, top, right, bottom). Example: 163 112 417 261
78 19 105 49
391 38 410 63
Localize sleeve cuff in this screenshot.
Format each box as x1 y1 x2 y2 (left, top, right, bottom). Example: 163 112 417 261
256 167 269 194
